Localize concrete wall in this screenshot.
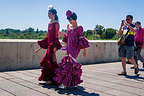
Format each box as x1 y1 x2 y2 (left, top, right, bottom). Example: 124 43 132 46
0 39 144 71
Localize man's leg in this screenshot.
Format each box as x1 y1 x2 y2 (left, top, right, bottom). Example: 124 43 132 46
118 57 127 75
118 46 127 75
131 50 138 69
137 48 144 68
127 46 139 74
128 59 139 74
122 57 127 73
128 59 137 68
134 50 138 65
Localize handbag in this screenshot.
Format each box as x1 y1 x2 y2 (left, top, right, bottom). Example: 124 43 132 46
118 29 129 46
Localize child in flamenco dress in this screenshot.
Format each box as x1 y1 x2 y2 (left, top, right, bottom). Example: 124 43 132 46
35 5 62 84
53 10 89 89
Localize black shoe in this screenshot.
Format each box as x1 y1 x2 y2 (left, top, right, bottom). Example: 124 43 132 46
143 63 144 68
130 66 134 69
118 72 127 76
134 67 139 74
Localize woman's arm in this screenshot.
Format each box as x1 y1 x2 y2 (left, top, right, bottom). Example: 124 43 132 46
59 32 66 37
83 48 87 57
34 47 42 53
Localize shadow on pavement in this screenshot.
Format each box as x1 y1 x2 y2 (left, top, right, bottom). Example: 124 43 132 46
39 83 99 96
139 68 144 71
125 74 144 82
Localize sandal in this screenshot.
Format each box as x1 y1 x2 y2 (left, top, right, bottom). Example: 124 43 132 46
45 81 52 85
58 84 66 89
118 72 127 76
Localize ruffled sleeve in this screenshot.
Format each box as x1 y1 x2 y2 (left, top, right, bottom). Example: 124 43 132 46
54 38 62 50
37 34 48 49
52 22 62 50
78 26 89 49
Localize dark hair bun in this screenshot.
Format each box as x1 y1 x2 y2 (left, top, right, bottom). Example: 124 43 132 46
49 9 57 15
67 12 77 20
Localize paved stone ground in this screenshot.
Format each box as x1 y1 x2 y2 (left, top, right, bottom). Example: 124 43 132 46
0 62 144 96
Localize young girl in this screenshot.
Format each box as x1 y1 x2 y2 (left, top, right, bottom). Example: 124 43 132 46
53 10 89 89
35 5 62 84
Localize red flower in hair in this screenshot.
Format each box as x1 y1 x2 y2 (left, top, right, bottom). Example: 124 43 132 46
66 10 72 17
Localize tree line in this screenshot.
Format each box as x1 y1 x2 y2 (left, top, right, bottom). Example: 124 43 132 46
0 25 118 40
84 25 118 40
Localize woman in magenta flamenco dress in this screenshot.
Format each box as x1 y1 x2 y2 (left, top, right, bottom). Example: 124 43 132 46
35 6 62 84
53 10 89 89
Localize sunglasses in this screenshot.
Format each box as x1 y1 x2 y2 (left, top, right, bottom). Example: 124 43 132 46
126 19 130 21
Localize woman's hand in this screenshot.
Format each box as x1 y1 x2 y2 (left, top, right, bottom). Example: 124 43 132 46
59 32 65 36
34 47 42 53
83 48 87 57
53 47 57 53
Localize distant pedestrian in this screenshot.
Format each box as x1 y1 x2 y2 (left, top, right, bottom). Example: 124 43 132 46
133 21 144 69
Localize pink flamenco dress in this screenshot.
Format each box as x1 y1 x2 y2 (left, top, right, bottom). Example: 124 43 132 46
37 22 62 83
53 25 89 87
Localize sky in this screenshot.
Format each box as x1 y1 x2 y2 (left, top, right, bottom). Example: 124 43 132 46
0 0 144 31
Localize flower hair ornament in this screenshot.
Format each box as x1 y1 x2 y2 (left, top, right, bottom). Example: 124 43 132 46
66 10 72 18
48 5 57 15
66 10 77 20
48 5 54 11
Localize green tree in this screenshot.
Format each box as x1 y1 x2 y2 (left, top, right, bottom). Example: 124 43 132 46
61 29 67 33
36 28 39 33
94 25 105 36
86 30 93 35
101 28 116 39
